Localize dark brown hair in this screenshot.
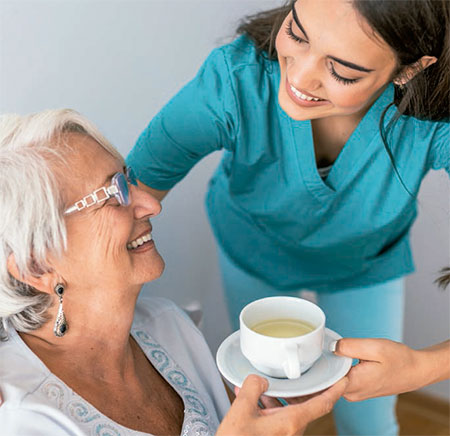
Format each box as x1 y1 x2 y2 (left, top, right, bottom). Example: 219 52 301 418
237 0 450 122
236 3 289 60
436 267 450 289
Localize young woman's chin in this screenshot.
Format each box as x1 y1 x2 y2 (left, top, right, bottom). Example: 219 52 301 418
278 86 375 122
278 92 334 121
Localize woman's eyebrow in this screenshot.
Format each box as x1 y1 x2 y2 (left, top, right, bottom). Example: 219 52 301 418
91 171 117 191
101 172 116 186
328 55 374 73
292 3 309 39
291 3 374 74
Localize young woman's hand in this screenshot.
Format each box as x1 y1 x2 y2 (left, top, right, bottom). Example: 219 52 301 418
333 338 450 401
216 374 347 436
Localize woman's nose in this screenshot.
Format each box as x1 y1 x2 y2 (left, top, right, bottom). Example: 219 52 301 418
288 54 322 91
130 185 162 218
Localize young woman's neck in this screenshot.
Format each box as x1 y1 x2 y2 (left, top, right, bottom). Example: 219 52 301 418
311 113 363 166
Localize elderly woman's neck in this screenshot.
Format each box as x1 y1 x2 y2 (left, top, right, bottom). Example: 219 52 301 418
20 291 141 379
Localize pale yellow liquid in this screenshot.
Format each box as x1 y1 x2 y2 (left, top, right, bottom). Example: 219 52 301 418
251 318 315 338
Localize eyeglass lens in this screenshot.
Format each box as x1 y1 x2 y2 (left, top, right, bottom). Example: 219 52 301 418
126 167 138 186
113 172 130 206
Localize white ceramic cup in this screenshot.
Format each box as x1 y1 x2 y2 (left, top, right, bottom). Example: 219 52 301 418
240 296 325 379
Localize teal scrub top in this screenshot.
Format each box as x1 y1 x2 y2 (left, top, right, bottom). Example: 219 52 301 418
127 36 449 292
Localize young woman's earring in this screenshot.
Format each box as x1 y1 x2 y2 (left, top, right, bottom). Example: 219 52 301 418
53 283 68 337
393 78 405 89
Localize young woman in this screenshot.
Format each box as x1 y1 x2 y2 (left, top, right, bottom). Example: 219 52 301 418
126 1 449 434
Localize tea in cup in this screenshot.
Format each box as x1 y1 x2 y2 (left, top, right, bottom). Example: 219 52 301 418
240 296 325 379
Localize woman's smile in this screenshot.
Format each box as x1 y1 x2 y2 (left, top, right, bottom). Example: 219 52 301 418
276 0 397 121
127 229 155 252
286 79 329 107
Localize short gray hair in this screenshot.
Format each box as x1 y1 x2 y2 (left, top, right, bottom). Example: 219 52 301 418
0 109 123 340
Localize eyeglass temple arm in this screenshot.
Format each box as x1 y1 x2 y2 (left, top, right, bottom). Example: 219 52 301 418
64 185 118 215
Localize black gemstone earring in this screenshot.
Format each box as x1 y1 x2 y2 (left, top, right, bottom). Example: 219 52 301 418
53 283 68 337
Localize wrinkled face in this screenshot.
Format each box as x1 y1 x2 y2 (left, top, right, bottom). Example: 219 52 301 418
53 134 164 300
275 0 398 121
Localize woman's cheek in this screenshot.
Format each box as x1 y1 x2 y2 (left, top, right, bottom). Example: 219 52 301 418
327 83 371 112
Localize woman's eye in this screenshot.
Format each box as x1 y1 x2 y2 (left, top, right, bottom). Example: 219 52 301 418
99 197 119 210
284 19 360 86
286 21 308 44
108 197 121 207
329 63 360 85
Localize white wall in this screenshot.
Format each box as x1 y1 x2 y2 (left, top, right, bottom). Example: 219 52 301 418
1 0 448 400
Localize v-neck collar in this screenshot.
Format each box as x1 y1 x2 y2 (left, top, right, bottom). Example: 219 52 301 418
7 321 217 436
285 84 395 200
131 327 217 436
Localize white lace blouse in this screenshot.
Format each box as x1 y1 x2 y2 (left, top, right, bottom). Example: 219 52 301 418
0 296 230 435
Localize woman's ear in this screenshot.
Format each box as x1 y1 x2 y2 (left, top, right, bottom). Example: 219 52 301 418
7 254 55 295
393 55 438 86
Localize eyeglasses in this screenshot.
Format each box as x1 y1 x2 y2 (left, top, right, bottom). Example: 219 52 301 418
64 167 138 215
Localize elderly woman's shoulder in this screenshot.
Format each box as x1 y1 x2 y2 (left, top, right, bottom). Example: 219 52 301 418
0 331 48 400
0 332 72 434
0 406 72 435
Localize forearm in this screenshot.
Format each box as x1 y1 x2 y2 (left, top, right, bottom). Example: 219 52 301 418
415 340 450 388
336 337 450 400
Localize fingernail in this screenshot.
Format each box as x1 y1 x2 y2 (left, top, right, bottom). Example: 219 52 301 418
329 340 337 353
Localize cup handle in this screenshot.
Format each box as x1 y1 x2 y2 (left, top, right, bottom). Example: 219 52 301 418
282 343 301 379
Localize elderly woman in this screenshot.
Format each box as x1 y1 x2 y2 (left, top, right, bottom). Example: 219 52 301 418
0 109 345 436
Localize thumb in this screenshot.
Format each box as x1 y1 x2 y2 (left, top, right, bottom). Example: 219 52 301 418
333 338 383 361
232 374 269 415
281 377 348 424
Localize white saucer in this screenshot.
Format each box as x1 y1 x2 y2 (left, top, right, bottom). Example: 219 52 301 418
216 328 351 398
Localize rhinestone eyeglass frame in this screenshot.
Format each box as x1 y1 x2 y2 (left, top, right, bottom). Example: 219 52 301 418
64 167 137 215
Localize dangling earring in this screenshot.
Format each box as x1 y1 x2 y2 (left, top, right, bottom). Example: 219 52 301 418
53 283 68 337
393 79 405 89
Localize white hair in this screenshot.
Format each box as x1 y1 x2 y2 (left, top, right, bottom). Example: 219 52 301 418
0 109 124 340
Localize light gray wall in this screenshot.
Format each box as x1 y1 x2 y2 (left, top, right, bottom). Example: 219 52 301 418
404 170 449 399
1 0 448 400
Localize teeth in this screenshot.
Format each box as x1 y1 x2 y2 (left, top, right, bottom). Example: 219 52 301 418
290 85 321 102
127 232 152 250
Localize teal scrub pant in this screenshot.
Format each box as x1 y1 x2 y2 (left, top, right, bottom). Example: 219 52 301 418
218 247 404 436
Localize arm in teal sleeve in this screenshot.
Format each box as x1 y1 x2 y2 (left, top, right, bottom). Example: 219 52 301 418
126 47 239 190
427 121 450 175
